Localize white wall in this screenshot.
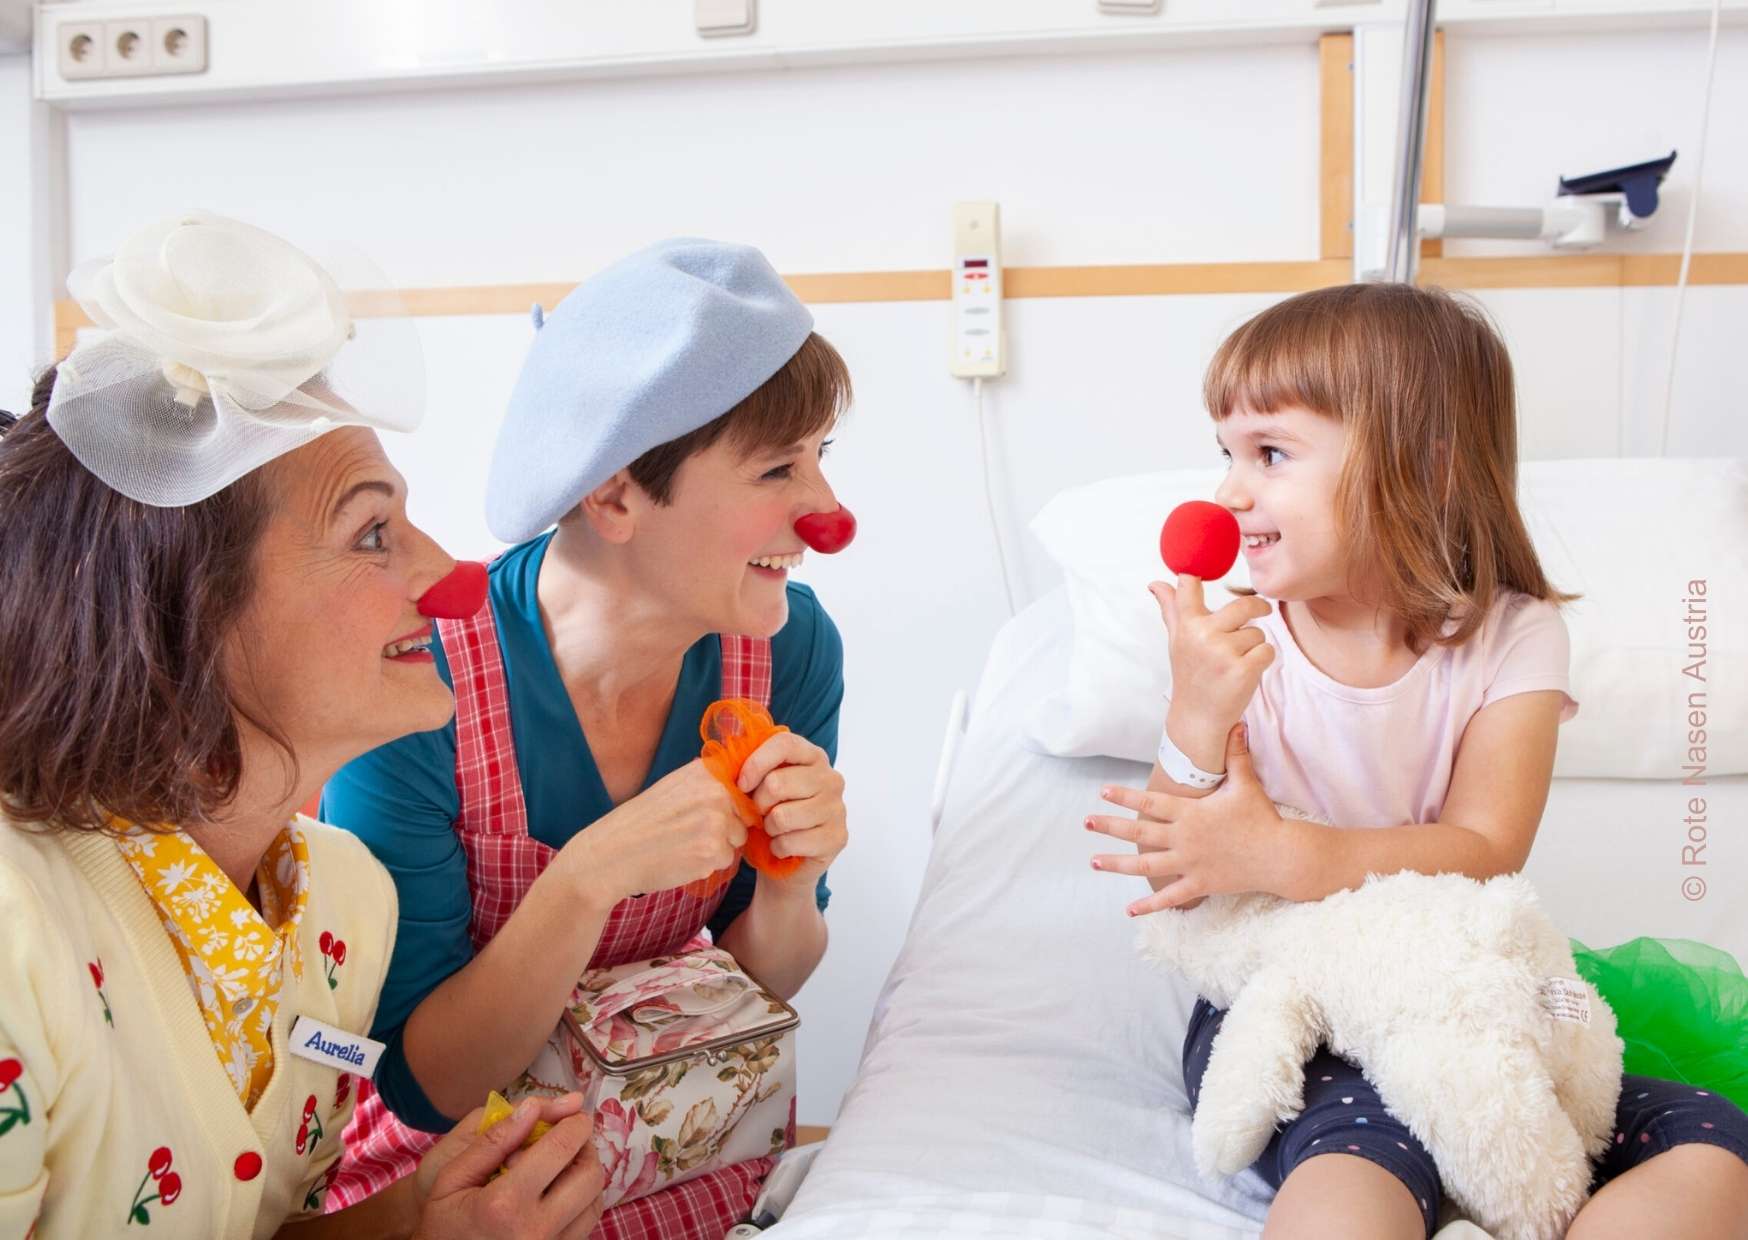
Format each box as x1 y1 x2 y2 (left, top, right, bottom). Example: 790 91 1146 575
44 27 1748 1123
0 53 37 415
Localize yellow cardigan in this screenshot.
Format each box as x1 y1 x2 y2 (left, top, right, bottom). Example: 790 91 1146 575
0 816 397 1239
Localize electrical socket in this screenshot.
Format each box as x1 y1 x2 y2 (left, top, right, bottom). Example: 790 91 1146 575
152 16 207 75
56 15 207 82
57 21 106 80
104 19 152 75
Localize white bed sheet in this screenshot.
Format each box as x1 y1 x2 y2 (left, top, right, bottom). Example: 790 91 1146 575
771 589 1746 1238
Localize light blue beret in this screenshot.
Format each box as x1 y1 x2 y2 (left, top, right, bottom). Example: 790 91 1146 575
485 237 814 543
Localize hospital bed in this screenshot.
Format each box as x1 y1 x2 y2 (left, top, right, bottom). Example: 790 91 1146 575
759 565 1746 1238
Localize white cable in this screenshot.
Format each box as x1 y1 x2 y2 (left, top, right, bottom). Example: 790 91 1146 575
1658 0 1722 456
973 376 1019 617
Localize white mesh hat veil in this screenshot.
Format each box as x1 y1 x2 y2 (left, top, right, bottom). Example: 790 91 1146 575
47 211 423 506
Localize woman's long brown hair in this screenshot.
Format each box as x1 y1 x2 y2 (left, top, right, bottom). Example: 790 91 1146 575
0 367 283 831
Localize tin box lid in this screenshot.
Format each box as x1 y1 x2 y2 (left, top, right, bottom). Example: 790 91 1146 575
563 947 798 1075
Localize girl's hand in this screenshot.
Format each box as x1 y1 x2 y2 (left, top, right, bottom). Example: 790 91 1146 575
412 1094 605 1240
559 761 749 905
1085 723 1288 914
736 732 848 894
1151 576 1274 758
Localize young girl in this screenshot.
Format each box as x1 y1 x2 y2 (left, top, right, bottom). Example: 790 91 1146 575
1085 284 1748 1240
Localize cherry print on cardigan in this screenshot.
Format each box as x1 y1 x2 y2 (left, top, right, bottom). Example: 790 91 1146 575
318 932 347 991
297 1093 325 1156
302 1161 339 1213
127 1146 182 1225
0 1058 30 1136
89 959 114 1027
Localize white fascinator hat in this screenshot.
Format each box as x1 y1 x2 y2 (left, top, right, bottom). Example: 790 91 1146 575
47 210 423 506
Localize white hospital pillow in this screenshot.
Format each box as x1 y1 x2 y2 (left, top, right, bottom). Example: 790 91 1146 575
1024 458 1747 780
1024 466 1232 766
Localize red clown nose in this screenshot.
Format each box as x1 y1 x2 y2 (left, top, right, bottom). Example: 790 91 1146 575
417 561 489 620
1159 501 1241 580
794 506 857 555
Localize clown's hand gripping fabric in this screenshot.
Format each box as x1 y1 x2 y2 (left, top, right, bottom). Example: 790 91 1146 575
684 700 808 900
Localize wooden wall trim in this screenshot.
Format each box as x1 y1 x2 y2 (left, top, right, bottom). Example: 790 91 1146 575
1425 251 1748 289
52 251 1748 356
1319 33 1355 262
1421 30 1446 261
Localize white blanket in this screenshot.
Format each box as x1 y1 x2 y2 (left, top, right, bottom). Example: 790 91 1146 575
770 588 1746 1237
767 1191 1255 1239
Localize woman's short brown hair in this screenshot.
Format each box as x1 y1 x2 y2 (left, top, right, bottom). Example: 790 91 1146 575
1203 282 1575 652
0 367 281 832
628 331 852 504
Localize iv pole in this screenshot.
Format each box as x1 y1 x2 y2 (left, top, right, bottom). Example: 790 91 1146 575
1365 1 1667 281
1383 0 1438 284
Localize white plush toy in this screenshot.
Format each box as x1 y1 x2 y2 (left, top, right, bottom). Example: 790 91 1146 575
1136 804 1624 1240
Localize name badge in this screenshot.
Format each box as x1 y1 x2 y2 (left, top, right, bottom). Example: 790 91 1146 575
289 1016 386 1076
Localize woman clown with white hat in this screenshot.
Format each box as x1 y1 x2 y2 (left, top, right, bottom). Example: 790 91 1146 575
322 239 857 1237
0 212 608 1240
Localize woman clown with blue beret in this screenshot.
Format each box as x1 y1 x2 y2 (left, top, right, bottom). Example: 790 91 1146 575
319 240 855 1232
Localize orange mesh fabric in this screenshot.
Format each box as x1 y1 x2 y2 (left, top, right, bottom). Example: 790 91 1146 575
683 699 807 899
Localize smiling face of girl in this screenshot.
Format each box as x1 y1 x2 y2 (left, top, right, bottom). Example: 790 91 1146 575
1213 406 1352 603
1201 284 1572 656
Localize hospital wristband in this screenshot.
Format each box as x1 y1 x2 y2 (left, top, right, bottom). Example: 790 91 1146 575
1156 728 1226 790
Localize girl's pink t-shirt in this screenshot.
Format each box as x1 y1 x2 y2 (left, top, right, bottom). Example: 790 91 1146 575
1221 593 1579 828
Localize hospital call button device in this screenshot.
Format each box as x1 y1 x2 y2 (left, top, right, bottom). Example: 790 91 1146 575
950 201 1006 378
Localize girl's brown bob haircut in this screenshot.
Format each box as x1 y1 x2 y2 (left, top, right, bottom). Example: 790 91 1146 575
1204 283 1573 651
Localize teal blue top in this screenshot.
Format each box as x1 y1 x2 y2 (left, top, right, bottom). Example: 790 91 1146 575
321 531 843 1131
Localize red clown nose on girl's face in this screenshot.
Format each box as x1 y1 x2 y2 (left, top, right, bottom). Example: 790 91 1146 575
416 561 489 619
794 506 857 555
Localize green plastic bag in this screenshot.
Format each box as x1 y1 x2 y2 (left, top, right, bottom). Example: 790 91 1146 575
1570 936 1748 1113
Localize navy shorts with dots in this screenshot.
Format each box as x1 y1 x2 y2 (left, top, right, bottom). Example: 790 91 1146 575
1184 997 1748 1238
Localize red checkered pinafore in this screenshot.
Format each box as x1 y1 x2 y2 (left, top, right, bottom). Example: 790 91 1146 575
329 602 779 1236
